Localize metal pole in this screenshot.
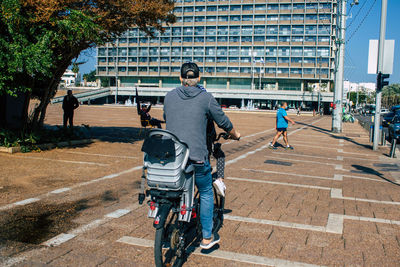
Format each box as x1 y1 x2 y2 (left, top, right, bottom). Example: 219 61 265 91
373 0 387 151
332 0 346 133
259 61 262 90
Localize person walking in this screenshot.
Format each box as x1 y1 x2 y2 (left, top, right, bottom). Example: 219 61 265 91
164 62 240 249
62 90 79 129
268 102 295 150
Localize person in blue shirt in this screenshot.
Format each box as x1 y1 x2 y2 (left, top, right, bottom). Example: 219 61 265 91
269 102 296 150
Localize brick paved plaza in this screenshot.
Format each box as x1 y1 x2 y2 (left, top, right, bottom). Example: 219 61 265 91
0 104 399 266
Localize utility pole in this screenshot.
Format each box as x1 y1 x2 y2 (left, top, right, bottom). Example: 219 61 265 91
373 0 388 151
332 0 347 133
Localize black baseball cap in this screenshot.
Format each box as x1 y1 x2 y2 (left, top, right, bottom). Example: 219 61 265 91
181 62 200 79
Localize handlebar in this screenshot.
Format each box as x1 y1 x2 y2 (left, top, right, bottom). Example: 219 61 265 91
215 132 240 141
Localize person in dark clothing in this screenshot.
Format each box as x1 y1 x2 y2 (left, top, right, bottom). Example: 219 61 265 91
136 88 164 128
62 90 79 128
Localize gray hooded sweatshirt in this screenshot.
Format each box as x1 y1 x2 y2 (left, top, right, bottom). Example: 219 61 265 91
164 86 233 162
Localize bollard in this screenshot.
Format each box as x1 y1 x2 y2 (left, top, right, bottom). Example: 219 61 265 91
390 139 397 158
381 131 386 146
369 125 374 143
379 126 383 146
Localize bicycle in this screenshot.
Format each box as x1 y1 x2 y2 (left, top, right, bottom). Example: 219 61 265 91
139 130 231 267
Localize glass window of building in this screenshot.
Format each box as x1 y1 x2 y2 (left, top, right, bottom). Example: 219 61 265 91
230 15 240 21
318 36 330 43
229 67 239 73
149 67 158 72
139 37 148 43
305 25 317 35
291 57 302 63
138 67 147 72
161 37 169 43
195 16 205 22
128 67 137 72
278 57 290 63
128 29 138 36
139 47 148 56
194 47 204 55
149 57 158 63
229 26 240 35
206 47 216 56
218 5 229 11
217 57 227 63
279 36 290 42
306 14 317 21
171 47 181 56
194 57 203 62
128 57 137 63
118 67 127 72
229 47 239 56
205 67 214 73
267 4 278 10
182 57 192 62
172 37 182 43
218 16 229 22
317 47 330 57
230 57 239 62
218 26 228 35
318 25 330 35
229 36 239 43
207 16 217 22
160 57 169 62
292 14 304 21
217 47 227 56
304 48 316 57
194 37 204 42
172 27 181 36
277 68 289 74
183 37 192 42
254 15 265 21
255 4 266 11
184 6 194 12
305 36 316 42
183 16 193 22
291 47 303 57
206 26 216 35
139 57 147 63
205 57 215 62
280 4 291 10
240 47 251 56
176 17 183 23
279 25 291 35
241 57 251 63
267 26 278 34
217 36 228 43
242 26 252 35
266 47 277 56
320 3 331 10
108 48 117 56
183 27 193 35
160 67 169 72
98 48 106 56
267 15 278 21
303 68 315 74
292 25 304 35
280 15 291 21
266 57 276 63
254 36 265 42
174 7 182 13
230 5 241 11
183 47 193 56
240 67 251 73
98 57 106 63
172 67 180 73
241 36 252 43
195 6 205 12
242 5 253 11
306 3 318 10
171 57 181 62
303 57 316 64
206 36 216 42
254 26 265 35
266 36 277 42
278 47 290 56
207 6 217 12
195 26 205 35
242 15 253 21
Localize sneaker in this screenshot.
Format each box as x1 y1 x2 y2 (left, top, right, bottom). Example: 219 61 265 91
200 234 220 249
285 145 294 150
213 179 226 197
268 144 277 150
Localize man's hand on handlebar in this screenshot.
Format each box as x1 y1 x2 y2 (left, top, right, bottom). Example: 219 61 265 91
228 128 241 140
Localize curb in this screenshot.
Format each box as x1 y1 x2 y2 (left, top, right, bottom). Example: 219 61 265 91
0 139 94 154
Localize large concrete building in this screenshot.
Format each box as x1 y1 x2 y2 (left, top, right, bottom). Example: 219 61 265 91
96 0 338 109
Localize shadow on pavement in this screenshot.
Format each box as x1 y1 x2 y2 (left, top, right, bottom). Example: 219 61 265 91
352 164 400 186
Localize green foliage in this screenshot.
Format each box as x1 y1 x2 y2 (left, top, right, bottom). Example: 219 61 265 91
0 126 90 152
83 70 96 82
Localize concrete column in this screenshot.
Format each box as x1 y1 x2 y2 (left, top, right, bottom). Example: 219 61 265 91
159 79 162 88
203 79 207 88
138 79 141 85
96 78 101 88
327 81 331 92
275 81 279 91
117 78 121 87
301 81 304 92
227 80 230 90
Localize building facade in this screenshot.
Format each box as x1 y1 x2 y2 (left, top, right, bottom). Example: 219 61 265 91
96 0 337 107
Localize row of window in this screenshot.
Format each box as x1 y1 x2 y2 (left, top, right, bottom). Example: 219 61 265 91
173 3 332 13
99 57 330 64
174 14 331 23
99 46 330 57
98 66 330 75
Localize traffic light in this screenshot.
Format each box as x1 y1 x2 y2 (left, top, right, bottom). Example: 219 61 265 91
377 72 390 91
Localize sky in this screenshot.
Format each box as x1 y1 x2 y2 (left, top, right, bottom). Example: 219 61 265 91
77 0 400 84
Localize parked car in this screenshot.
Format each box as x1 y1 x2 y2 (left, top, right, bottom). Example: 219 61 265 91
382 106 400 127
221 104 227 109
229 105 238 109
388 114 400 141
381 108 390 114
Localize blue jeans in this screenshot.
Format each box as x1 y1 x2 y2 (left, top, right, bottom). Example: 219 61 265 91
194 161 214 239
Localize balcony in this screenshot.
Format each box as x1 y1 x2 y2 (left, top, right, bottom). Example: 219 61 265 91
304 74 315 78
293 9 305 14
290 74 302 78
304 63 315 67
277 73 289 78
267 10 279 14
291 63 302 67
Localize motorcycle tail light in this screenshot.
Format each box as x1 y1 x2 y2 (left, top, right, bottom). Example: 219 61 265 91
180 204 187 215
150 201 156 211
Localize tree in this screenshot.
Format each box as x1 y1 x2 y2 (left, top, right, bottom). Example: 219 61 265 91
382 84 400 107
83 70 96 82
0 0 175 129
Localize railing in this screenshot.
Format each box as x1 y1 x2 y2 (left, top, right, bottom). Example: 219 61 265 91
51 88 111 104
